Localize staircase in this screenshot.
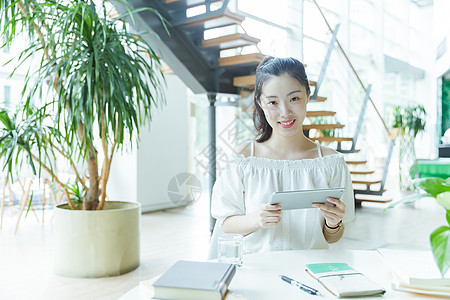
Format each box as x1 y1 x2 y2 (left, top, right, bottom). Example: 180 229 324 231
128 0 263 95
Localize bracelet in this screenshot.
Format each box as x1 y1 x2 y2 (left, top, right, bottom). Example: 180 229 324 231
325 219 342 230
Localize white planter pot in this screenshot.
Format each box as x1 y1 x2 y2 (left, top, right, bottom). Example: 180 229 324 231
54 201 140 278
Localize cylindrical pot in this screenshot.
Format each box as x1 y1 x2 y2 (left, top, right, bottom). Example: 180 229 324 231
54 201 140 278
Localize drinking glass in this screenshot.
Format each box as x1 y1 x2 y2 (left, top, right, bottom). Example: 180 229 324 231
218 234 243 267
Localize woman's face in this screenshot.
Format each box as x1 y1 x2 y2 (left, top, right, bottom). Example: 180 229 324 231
259 74 309 139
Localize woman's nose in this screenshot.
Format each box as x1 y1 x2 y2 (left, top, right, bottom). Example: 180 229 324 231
279 102 292 117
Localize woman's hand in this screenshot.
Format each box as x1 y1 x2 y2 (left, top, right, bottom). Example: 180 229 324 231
255 203 281 228
312 197 345 227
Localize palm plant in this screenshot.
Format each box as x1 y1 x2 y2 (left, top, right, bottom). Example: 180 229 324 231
391 105 426 137
0 0 166 210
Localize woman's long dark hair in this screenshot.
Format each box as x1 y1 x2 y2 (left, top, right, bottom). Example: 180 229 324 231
253 57 310 142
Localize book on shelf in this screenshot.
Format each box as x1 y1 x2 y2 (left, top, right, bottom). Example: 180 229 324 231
305 262 386 298
378 248 450 297
151 260 236 300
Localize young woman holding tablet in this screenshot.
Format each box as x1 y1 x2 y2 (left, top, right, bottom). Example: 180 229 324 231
211 56 355 254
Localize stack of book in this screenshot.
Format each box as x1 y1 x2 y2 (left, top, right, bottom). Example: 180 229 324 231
140 260 244 300
378 248 450 297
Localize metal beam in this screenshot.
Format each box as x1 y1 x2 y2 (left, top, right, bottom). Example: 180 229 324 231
311 23 339 100
208 93 217 233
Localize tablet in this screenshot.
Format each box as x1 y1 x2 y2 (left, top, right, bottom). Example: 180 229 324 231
269 187 345 210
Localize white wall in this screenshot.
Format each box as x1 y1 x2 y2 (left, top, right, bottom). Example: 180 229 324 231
434 0 450 78
108 74 189 212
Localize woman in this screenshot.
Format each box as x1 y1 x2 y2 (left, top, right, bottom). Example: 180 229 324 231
211 56 355 254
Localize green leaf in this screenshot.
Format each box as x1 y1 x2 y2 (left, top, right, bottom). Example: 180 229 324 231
384 193 430 211
447 211 450 226
412 177 450 197
437 192 450 210
25 192 33 218
443 177 450 187
430 226 450 277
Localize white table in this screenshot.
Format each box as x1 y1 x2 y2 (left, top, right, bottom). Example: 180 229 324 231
120 249 436 299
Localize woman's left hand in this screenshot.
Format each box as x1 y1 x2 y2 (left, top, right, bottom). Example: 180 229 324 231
312 197 345 227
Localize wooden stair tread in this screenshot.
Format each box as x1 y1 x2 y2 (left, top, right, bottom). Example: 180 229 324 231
233 75 255 88
350 170 375 175
306 110 336 117
354 195 392 204
345 159 367 165
219 53 265 67
203 33 260 50
311 96 327 102
352 179 382 185
186 10 245 29
310 136 353 142
234 75 317 89
303 124 344 130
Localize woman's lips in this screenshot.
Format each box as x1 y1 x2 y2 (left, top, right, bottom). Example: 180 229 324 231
278 119 295 128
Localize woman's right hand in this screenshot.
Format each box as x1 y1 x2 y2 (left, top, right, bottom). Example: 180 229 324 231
255 203 282 228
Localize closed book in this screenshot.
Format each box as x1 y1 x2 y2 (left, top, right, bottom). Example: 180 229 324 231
378 248 450 297
153 260 236 300
378 248 450 287
305 263 386 298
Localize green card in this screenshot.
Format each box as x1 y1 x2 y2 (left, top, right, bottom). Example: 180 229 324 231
306 263 354 274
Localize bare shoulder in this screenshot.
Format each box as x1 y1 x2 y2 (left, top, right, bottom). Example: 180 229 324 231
320 145 339 156
234 140 253 157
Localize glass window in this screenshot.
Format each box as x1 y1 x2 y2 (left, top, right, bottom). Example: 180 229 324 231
350 0 375 29
237 0 288 27
236 18 288 57
303 37 327 78
303 1 337 42
384 15 408 48
349 23 375 57
384 0 408 20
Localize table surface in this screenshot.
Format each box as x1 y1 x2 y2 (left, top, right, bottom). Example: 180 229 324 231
120 249 441 300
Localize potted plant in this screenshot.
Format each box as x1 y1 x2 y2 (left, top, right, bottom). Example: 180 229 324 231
0 0 166 277
387 177 450 277
391 105 426 190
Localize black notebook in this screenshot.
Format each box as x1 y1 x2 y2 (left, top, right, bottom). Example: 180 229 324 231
153 260 236 300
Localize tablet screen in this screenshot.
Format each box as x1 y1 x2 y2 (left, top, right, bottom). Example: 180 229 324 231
269 187 345 210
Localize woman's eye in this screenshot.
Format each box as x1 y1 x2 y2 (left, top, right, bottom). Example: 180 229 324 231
291 97 300 102
268 101 277 106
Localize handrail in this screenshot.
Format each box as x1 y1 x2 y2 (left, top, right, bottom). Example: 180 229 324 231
239 24 263 54
312 0 391 136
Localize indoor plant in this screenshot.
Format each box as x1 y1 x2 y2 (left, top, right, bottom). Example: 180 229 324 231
387 177 450 277
0 0 166 277
391 105 426 190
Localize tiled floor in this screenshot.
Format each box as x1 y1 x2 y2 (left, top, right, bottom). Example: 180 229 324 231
0 191 446 300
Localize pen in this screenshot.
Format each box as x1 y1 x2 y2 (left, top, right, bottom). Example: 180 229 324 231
280 275 319 295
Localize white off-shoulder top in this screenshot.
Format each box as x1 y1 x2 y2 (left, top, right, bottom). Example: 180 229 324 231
211 141 355 254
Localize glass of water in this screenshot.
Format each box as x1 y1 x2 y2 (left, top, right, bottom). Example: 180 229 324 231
218 233 243 267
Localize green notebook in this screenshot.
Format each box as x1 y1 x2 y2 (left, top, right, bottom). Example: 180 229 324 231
305 263 386 298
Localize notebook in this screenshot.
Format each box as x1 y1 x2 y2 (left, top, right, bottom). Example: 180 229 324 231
305 263 386 298
152 260 236 300
140 277 248 300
